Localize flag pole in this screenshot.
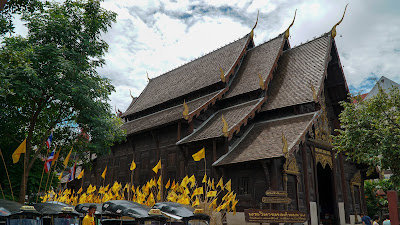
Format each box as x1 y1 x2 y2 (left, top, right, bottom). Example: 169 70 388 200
36 149 50 202
0 183 5 200
0 148 14 201
44 146 58 195
47 150 60 194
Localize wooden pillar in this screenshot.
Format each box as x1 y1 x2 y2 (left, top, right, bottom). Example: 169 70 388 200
189 121 194 134
311 145 320 225
331 150 339 225
387 191 399 225
302 144 310 215
177 121 181 141
339 152 348 221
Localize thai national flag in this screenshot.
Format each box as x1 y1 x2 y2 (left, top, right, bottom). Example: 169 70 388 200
44 149 56 173
46 132 53 151
68 163 76 182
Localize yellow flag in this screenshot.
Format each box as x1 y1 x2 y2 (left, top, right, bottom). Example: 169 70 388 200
12 139 26 164
209 197 218 208
130 159 136 171
157 191 161 201
171 180 176 189
202 174 207 183
58 173 63 181
77 169 84 179
152 160 161 174
77 187 83 194
207 191 217 197
225 179 231 192
192 147 205 161
63 147 72 167
165 179 171 189
101 166 107 179
216 177 224 190
157 176 161 186
53 148 61 162
188 175 196 188
212 179 215 190
192 197 200 207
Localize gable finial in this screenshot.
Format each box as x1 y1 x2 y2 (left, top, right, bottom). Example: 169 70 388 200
282 132 289 158
219 67 226 83
331 4 349 38
221 114 229 137
182 100 189 120
146 71 150 82
250 10 259 39
258 73 265 90
129 89 134 99
284 9 297 39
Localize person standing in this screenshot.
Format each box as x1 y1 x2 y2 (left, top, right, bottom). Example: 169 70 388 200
82 205 96 225
382 214 391 225
361 213 372 225
373 215 380 225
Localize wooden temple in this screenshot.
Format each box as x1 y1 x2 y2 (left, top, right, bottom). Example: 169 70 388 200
83 10 369 225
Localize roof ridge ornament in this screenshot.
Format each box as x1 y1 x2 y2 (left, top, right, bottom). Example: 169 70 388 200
222 114 229 137
129 89 134 99
182 100 189 120
146 71 150 82
258 72 265 90
250 10 259 39
310 82 318 102
331 4 349 38
220 67 226 83
282 132 289 158
284 9 297 39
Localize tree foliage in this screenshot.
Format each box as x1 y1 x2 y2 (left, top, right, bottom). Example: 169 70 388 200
0 0 125 202
334 86 400 185
364 179 394 217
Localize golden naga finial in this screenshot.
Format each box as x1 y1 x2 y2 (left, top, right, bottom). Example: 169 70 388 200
310 82 318 102
282 132 289 158
129 89 134 99
250 10 259 39
284 9 297 39
146 72 150 82
258 73 265 90
331 4 349 38
219 67 226 83
182 100 189 120
221 114 229 137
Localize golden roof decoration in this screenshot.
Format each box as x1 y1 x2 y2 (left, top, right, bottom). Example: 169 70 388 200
258 72 265 90
284 9 297 39
310 82 318 102
146 71 150 82
129 89 134 99
250 10 259 39
220 67 226 83
182 100 189 120
221 114 229 137
331 4 349 38
282 132 289 158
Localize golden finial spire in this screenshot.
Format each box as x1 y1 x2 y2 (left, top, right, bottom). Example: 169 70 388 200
258 73 265 90
182 100 189 120
146 72 150 82
219 67 226 83
284 9 297 39
331 4 349 38
310 82 318 102
250 10 259 39
282 132 288 158
221 114 229 137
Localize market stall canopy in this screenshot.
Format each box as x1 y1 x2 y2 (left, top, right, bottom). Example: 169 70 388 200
34 202 78 216
0 200 39 217
152 202 210 222
102 200 166 221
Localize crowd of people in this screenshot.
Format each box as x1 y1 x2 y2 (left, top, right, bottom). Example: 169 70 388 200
361 213 391 225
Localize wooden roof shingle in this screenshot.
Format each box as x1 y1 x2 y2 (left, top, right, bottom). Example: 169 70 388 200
224 34 285 99
123 34 251 117
177 98 265 144
261 34 331 112
213 112 318 166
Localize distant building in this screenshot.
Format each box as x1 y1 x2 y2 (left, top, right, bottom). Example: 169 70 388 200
364 76 400 100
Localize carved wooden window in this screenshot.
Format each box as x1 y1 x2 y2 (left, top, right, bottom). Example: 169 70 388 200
237 176 250 195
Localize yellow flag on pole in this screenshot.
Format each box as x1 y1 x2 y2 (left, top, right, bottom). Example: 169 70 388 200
130 159 136 171
53 148 60 162
152 160 161 174
202 174 207 183
207 191 217 197
216 177 224 190
77 169 84 180
12 139 26 164
63 147 72 167
101 166 107 179
165 179 171 189
192 147 205 161
58 173 63 181
225 179 232 192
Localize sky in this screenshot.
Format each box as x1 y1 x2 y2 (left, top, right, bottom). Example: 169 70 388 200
13 0 400 112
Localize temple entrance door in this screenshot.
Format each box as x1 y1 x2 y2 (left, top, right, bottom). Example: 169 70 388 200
317 163 336 225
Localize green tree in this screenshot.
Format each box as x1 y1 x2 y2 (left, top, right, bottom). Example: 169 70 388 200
0 0 125 203
334 86 400 185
